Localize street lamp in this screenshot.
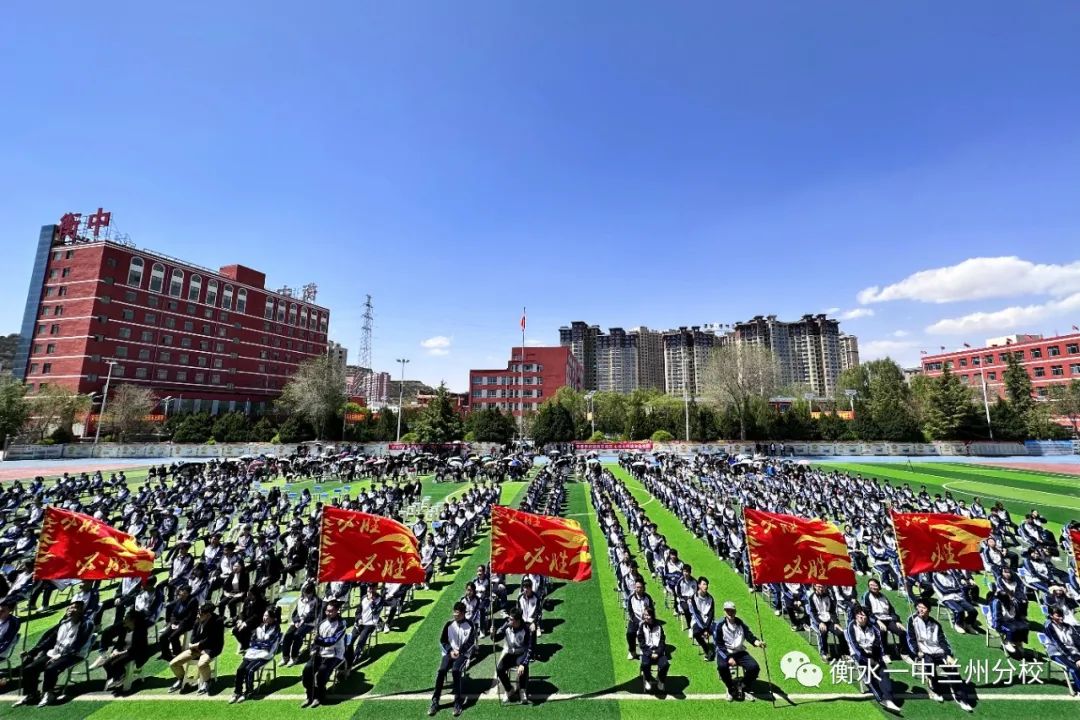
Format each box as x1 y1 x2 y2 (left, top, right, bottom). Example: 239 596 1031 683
395 358 410 442
803 392 815 414
161 396 174 420
93 360 118 449
976 371 994 440
843 388 857 414
585 391 596 436
79 392 101 440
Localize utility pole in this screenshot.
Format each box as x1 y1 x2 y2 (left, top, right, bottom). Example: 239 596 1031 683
979 371 994 440
93 360 117 451
395 358 409 442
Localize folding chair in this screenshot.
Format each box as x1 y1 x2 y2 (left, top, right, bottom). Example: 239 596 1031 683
58 633 97 701
980 605 999 649
1037 632 1078 695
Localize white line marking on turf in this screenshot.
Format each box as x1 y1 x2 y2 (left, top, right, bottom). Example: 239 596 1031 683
3 692 1074 703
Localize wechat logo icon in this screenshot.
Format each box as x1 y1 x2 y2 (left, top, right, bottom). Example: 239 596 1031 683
780 650 823 688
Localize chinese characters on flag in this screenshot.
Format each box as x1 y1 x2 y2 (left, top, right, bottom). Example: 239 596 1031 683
34 507 155 581
318 506 425 584
891 511 991 576
491 505 592 581
744 507 856 586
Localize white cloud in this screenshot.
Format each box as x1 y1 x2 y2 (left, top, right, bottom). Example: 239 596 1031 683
839 307 874 320
420 335 452 356
892 330 909 338
823 307 841 315
857 257 1080 304
860 339 919 359
925 292 1080 335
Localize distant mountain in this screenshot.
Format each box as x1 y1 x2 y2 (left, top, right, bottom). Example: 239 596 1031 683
387 379 436 403
0 333 18 375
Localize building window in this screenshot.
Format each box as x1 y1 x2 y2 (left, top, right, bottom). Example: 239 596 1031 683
145 313 156 324
213 358 223 369
113 365 125 377
41 363 52 375
211 373 221 384
300 307 309 328
206 279 219 306
62 268 72 278
236 289 247 313
1048 345 1061 356
177 371 188 382
160 351 171 362
65 250 74 259
45 287 55 298
1070 364 1080 375
50 324 60 335
164 317 176 329
288 304 298 325
138 349 151 360
125 290 137 302
186 303 196 315
221 284 234 310
179 353 189 364
959 358 967 367
135 367 148 379
1067 343 1079 355
156 369 168 380
116 347 129 358
149 263 165 293
183 321 194 332
162 334 173 345
29 363 38 374
1034 367 1046 377
265 300 274 320
117 327 132 339
219 311 229 323
147 295 159 307
999 353 1009 362
1030 348 1042 358
195 372 205 383
169 268 184 297
122 309 134 321
36 324 45 336
276 301 286 322
1052 365 1064 376
188 274 202 302
45 343 55 354
971 356 981 366
197 356 208 367
140 331 153 342
1037 386 1048 398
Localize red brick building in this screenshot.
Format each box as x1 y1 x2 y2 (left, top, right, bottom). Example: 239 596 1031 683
468 346 584 416
921 332 1080 399
13 211 330 416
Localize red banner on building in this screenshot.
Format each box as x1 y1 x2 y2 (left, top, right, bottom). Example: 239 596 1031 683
388 443 465 451
572 441 653 451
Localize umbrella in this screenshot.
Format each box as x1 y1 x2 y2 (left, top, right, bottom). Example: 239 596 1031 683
509 459 522 468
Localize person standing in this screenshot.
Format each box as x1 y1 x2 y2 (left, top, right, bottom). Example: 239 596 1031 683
429 601 475 717
302 599 346 708
495 607 532 705
713 601 767 702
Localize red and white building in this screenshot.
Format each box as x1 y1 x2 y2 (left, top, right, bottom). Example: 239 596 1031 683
468 346 584 416
13 209 330 416
921 332 1080 399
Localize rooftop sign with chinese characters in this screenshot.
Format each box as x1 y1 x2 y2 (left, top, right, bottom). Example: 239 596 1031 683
56 207 113 245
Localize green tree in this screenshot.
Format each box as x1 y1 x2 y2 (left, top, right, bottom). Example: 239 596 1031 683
375 408 400 441
100 384 156 442
1003 352 1034 415
651 429 674 442
923 367 976 440
277 355 346 439
1050 380 1080 435
591 392 628 435
211 412 251 443
865 359 921 441
278 415 315 443
22 384 90 441
0 376 28 445
412 383 464 443
531 401 576 447
250 416 278 442
172 413 214 443
465 407 516 443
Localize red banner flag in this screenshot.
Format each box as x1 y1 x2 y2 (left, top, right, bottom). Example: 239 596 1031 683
520 308 527 332
318 506 425 584
491 505 592 581
744 508 856 586
891 511 991 576
34 507 155 581
1069 529 1080 572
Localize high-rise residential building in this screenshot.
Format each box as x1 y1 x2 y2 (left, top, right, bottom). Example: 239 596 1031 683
327 341 348 368
13 209 330 416
559 321 600 391
345 365 391 404
595 327 638 393
662 326 720 397
630 326 665 391
733 314 844 396
468 346 583 417
839 333 860 371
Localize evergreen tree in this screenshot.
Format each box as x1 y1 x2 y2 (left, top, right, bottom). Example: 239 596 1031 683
923 366 976 440
865 359 920 441
1003 352 1034 415
412 383 464 443
531 401 576 447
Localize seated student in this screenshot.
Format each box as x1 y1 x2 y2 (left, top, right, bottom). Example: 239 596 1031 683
981 536 1016 576
13 600 94 707
862 578 910 659
231 588 268 651
713 601 767 702
302 599 346 709
845 606 900 712
779 582 808 628
906 599 975 712
460 582 483 643
625 577 655 660
1044 585 1079 625
806 583 847 660
517 578 543 642
159 584 198 660
101 609 151 695
1 561 35 606
989 589 1028 656
382 581 409 631
168 602 225 695
495 607 532 705
933 570 979 635
282 581 321 666
429 601 475 718
991 566 1029 617
0 600 22 664
637 607 669 694
675 565 698 631
689 577 716 660
1024 548 1068 595
1043 606 1080 694
230 608 282 704
348 584 383 666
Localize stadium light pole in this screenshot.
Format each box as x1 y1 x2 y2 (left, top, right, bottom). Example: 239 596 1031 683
93 360 117 451
395 358 409 442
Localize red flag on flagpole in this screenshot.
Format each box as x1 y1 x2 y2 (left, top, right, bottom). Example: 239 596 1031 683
520 308 526 332
491 505 592 581
891 511 991 576
1072 325 1079 332
744 508 856 586
35 507 155 580
318 506 425 584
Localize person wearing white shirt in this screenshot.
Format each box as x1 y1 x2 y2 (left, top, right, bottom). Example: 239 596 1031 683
231 609 281 704
906 600 974 711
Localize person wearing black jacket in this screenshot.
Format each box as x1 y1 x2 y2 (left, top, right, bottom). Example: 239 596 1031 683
13 601 95 707
625 577 654 660
231 589 268 651
302 600 347 709
637 607 669 694
168 602 225 695
282 581 321 666
102 609 151 694
713 601 767 702
159 585 198 660
219 560 250 622
429 602 475 717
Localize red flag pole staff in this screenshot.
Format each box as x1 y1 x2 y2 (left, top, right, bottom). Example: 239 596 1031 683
490 521 501 702
885 504 917 623
742 508 776 707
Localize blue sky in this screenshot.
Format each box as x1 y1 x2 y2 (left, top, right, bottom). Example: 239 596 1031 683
3 1 1080 390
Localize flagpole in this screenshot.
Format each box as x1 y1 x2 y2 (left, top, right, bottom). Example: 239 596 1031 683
743 508 776 707
886 506 917 626
490 524 501 701
520 307 526 441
